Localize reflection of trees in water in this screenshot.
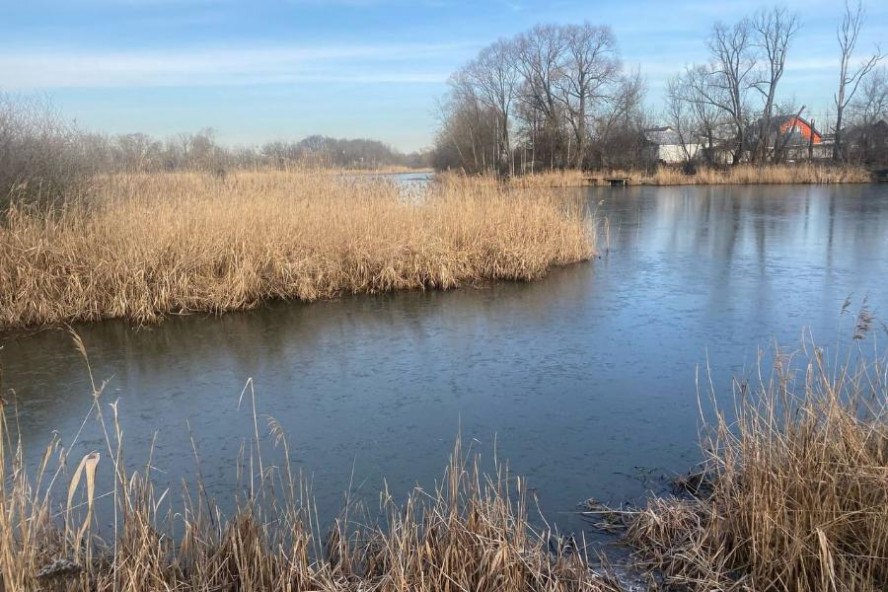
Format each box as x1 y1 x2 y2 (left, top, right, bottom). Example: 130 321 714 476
596 184 888 327
606 184 886 268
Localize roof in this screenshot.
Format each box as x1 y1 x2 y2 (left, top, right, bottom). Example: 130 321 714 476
643 126 685 146
769 115 822 137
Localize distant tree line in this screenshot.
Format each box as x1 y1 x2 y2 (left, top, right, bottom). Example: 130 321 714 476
260 135 429 170
0 92 430 207
78 130 428 173
431 22 648 174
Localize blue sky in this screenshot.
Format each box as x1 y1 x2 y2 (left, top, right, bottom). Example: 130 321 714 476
1 0 885 151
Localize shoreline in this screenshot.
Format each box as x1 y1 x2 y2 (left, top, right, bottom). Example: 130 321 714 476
436 163 876 188
3 338 884 592
0 266 592 336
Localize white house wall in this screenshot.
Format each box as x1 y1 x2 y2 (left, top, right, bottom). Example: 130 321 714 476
657 144 699 163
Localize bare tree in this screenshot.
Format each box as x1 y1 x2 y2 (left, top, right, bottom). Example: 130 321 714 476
833 0 883 161
432 22 637 173
514 25 569 169
553 23 621 169
0 93 89 207
686 19 756 165
853 68 888 122
751 7 799 163
683 66 727 165
466 39 521 175
433 72 498 173
592 70 646 168
665 74 699 162
847 67 888 163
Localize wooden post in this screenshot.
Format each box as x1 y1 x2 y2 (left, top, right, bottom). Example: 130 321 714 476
809 118 815 161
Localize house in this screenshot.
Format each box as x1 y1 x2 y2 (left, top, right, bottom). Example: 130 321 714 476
747 115 829 160
773 115 822 145
642 126 699 164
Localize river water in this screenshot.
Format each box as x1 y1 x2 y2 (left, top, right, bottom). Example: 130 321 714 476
2 182 887 538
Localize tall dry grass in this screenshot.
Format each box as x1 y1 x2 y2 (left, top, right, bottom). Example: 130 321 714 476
0 170 593 329
438 164 873 188
0 341 620 592
643 163 873 185
625 340 888 592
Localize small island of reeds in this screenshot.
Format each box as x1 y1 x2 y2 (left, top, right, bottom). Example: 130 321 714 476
0 170 595 330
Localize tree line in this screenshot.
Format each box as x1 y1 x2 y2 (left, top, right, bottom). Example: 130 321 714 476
431 23 647 174
76 129 427 173
0 93 429 206
432 1 887 174
666 1 884 166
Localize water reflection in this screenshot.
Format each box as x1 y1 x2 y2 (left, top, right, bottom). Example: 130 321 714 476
2 183 886 536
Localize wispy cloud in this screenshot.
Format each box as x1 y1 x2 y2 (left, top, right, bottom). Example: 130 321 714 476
57 0 232 5
0 43 463 89
284 0 452 6
493 0 525 11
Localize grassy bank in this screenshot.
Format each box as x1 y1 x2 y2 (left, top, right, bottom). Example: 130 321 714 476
439 164 874 187
624 343 888 592
0 170 593 330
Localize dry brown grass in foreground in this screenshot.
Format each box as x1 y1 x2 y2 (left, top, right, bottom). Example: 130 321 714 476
625 343 888 592
439 164 873 188
0 170 593 329
0 350 620 592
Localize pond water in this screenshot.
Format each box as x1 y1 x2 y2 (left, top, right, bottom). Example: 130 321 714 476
2 182 887 540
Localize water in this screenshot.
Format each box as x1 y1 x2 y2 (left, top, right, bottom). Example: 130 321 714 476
2 182 887 538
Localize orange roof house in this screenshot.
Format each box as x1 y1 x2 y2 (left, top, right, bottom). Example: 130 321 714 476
773 115 822 145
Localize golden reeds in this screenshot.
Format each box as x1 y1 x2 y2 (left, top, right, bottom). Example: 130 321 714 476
639 163 874 185
0 170 594 329
625 343 888 592
438 164 873 188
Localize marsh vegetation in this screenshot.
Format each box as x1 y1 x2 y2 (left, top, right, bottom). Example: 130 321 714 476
441 164 873 188
624 340 888 592
0 170 593 329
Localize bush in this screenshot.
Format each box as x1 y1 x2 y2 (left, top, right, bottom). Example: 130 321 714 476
0 93 90 209
626 342 888 592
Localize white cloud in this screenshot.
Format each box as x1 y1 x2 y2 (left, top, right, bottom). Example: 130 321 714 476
0 43 461 89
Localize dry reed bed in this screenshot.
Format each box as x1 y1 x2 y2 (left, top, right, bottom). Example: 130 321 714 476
0 171 593 329
439 164 873 188
644 163 873 185
624 344 888 592
0 352 620 592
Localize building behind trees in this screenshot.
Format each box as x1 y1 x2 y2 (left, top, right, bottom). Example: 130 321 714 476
433 5 887 174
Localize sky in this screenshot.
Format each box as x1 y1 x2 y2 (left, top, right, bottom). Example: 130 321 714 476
1 0 885 152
